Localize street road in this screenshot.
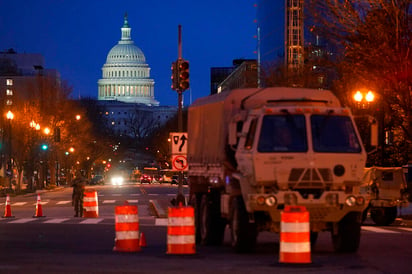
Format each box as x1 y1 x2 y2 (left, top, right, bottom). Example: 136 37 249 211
0 183 411 273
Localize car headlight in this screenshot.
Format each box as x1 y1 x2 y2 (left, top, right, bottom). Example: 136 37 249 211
111 176 124 185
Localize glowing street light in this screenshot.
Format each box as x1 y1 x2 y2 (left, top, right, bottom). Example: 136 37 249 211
6 110 14 189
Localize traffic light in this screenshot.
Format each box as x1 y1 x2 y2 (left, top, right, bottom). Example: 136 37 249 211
178 59 189 91
41 144 48 151
171 61 179 90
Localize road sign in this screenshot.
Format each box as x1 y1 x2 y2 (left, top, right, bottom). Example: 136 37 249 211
172 155 188 171
170 132 187 154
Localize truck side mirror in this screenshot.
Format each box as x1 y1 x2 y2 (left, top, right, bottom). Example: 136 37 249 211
370 120 378 147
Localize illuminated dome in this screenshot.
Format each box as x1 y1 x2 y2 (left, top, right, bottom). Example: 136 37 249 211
98 13 158 105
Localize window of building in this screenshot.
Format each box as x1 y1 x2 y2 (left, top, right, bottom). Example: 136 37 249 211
6 89 13 96
6 79 13 86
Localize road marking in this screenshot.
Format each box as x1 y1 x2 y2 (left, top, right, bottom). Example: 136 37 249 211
130 193 140 196
103 200 116 204
155 218 168 226
8 218 36 224
32 202 48 205
398 227 412 232
148 194 159 196
362 226 399 233
44 218 70 223
112 194 122 196
127 200 139 204
80 218 104 224
11 202 27 206
57 201 71 205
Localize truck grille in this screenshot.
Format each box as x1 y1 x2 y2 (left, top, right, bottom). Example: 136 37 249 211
288 168 333 197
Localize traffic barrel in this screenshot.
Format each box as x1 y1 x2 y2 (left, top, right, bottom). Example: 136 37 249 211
33 194 45 217
3 194 13 218
167 205 196 255
83 190 99 218
279 206 311 264
113 203 141 252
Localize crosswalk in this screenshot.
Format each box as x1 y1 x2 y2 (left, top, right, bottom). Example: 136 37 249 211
0 216 411 233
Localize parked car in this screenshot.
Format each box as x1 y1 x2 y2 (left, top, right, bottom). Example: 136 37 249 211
171 175 179 185
89 175 104 185
140 174 152 184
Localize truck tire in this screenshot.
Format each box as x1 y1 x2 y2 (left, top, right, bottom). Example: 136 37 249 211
370 206 397 226
200 193 226 246
332 212 361 253
230 196 257 253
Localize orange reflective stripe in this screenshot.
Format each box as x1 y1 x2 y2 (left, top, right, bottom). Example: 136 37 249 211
280 232 310 243
116 222 139 232
168 226 196 235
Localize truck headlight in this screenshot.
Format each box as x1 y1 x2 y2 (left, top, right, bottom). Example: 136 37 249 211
345 196 356 206
265 196 277 206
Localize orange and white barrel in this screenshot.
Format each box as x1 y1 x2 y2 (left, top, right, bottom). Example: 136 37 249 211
167 205 196 254
83 190 99 218
279 205 311 264
113 204 140 252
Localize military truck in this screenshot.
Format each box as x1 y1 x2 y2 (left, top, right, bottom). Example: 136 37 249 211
187 87 369 253
361 167 409 225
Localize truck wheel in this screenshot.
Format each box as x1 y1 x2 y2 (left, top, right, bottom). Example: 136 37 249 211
200 193 226 246
370 207 397 226
332 212 361 253
230 196 257 253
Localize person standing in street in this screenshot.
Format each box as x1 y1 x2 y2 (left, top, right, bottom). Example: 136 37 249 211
72 171 86 217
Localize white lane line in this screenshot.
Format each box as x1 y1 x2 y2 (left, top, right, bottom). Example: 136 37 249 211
11 202 27 206
9 218 36 224
362 226 399 233
44 218 70 224
130 193 140 196
112 194 122 196
57 201 71 205
398 227 412 232
127 200 138 204
32 202 48 205
148 194 159 196
80 218 104 224
103 200 116 204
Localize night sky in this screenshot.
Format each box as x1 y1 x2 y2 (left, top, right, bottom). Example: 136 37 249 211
0 0 258 106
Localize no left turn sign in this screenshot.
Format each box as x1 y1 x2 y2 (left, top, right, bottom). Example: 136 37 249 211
172 155 188 171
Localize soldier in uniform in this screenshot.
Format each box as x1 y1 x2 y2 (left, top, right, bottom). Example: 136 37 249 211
72 171 86 217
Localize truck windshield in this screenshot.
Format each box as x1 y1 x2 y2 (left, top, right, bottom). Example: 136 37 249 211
257 115 307 152
311 115 361 153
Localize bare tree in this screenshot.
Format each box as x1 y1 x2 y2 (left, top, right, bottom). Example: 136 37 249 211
309 0 412 164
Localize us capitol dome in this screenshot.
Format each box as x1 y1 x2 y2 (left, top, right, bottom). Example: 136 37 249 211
98 14 159 105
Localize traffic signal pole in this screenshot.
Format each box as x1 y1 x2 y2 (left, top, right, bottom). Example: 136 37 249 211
175 25 186 205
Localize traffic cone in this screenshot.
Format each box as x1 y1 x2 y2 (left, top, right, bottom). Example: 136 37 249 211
140 231 147 247
3 194 14 218
33 194 45 217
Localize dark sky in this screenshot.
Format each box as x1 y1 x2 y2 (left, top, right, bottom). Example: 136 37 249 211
0 0 258 106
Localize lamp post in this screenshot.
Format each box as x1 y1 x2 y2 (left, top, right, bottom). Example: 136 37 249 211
353 90 385 166
6 111 14 190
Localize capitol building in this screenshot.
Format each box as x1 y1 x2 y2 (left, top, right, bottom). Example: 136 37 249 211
98 14 158 105
97 14 176 137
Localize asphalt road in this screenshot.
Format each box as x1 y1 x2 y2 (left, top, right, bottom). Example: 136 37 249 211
0 184 412 273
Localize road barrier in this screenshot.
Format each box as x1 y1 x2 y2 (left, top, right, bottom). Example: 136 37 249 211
113 203 141 252
167 205 195 254
33 194 45 217
3 194 13 218
83 190 99 218
279 205 311 264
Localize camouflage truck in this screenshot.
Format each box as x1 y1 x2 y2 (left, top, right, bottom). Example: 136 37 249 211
361 167 409 225
187 87 369 253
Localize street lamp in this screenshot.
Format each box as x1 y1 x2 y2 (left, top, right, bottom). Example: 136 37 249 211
353 90 375 108
6 110 14 190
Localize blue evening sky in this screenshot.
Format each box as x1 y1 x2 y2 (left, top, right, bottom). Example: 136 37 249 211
0 0 258 106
